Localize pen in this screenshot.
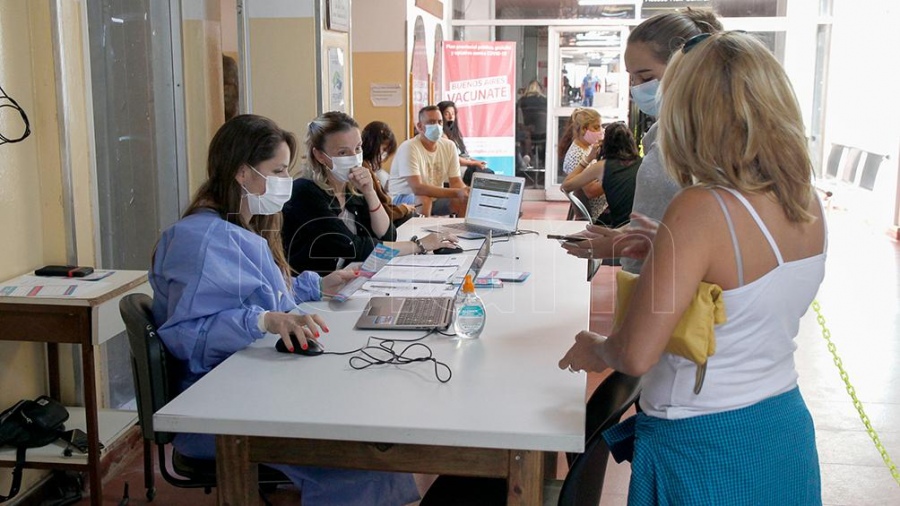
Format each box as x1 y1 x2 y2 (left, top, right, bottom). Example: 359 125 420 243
366 284 416 290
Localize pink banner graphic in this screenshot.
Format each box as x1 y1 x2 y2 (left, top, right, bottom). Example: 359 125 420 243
442 41 516 176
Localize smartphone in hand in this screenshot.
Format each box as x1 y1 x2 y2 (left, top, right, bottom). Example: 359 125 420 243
547 234 588 242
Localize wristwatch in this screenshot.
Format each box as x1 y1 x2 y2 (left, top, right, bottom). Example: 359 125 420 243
410 235 426 255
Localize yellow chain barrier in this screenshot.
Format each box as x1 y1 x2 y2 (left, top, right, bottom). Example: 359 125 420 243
812 300 900 486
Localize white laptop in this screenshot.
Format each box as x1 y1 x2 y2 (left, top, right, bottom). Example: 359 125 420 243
354 237 491 330
433 173 526 239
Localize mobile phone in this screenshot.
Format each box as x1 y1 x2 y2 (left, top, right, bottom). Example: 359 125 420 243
34 265 95 277
63 429 104 454
546 234 587 242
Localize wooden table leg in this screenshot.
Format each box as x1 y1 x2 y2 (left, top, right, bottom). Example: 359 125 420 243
506 450 544 506
46 343 60 401
82 343 103 506
216 435 259 506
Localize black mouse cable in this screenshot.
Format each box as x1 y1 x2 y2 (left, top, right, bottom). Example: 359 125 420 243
349 339 452 383
321 331 452 383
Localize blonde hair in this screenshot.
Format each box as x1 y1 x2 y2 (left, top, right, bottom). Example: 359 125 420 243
523 79 544 97
558 108 602 159
658 32 814 223
304 111 361 195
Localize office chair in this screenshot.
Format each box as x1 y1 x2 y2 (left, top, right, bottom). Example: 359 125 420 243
857 151 885 191
563 190 605 280
419 371 641 506
564 189 591 222
119 293 290 503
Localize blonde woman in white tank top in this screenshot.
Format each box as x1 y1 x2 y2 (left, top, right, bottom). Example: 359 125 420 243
560 32 826 505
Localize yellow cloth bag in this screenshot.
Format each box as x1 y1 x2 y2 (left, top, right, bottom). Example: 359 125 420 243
612 270 726 393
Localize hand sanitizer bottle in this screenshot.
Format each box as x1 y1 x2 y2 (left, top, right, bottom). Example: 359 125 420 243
454 274 486 339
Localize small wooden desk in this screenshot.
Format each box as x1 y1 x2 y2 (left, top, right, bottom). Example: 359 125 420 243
155 220 590 505
0 270 150 506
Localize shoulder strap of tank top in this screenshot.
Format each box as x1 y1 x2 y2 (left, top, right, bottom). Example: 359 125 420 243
707 188 745 287
815 190 829 254
718 187 785 265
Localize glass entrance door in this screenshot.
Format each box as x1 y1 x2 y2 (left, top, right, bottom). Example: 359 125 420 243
545 25 629 199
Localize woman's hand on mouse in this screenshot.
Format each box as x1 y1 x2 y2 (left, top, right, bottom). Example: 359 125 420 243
420 232 459 252
264 312 327 352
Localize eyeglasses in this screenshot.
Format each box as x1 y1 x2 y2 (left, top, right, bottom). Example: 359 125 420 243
681 30 747 54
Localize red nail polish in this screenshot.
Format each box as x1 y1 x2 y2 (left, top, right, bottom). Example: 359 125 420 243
301 343 308 350
289 346 295 352
315 332 320 337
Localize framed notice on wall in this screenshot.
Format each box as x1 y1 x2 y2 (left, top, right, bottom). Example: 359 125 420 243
327 0 350 32
327 47 346 112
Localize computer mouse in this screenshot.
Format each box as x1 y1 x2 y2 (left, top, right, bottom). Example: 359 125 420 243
433 245 464 255
275 333 325 356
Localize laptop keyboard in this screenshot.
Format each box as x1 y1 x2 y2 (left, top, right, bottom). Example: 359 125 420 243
441 223 512 236
395 298 450 326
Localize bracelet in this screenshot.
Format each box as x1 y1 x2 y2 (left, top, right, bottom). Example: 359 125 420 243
410 235 426 255
369 202 383 213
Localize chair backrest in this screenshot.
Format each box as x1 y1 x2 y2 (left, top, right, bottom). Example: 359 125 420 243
839 147 863 183
120 293 176 444
564 190 592 222
858 152 885 191
559 371 641 506
824 143 845 179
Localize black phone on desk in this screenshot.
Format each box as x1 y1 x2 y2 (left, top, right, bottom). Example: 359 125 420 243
34 265 95 277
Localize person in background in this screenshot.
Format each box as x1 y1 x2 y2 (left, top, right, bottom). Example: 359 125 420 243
517 80 548 168
561 122 641 228
559 107 607 222
222 55 239 121
282 112 457 275
437 100 488 179
561 8 722 268
150 114 420 505
361 120 417 226
389 105 468 217
581 68 596 107
561 31 826 504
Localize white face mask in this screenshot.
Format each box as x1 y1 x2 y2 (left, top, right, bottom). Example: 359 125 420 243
323 152 362 183
380 151 389 162
242 166 293 215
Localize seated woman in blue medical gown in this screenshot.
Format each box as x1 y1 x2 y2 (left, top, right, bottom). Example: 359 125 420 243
149 114 420 506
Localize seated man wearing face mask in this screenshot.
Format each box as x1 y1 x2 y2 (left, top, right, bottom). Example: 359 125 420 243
282 112 458 275
388 105 469 217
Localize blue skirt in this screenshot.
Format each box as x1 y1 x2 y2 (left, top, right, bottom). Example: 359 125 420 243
604 387 822 506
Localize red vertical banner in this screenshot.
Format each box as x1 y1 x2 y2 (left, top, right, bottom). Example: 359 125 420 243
442 41 516 176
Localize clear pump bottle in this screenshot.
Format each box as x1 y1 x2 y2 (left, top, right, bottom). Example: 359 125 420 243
454 274 486 339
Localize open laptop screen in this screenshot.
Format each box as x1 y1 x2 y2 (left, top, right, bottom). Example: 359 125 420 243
466 174 524 231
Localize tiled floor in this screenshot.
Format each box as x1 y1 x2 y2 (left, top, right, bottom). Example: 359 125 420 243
72 200 900 505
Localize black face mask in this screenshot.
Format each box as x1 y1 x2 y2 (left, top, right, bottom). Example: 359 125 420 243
445 120 454 128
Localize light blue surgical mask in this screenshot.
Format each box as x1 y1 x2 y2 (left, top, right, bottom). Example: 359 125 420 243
630 79 660 117
424 123 443 142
